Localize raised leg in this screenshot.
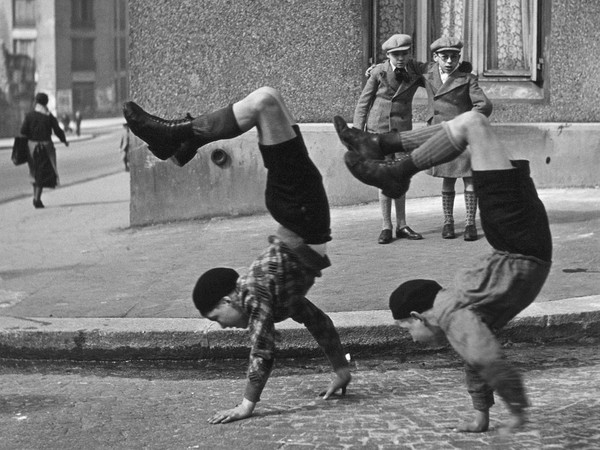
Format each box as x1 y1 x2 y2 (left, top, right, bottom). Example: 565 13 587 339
124 86 297 162
334 112 514 199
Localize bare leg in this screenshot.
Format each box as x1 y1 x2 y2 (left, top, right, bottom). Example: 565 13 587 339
33 185 44 208
232 87 296 145
445 112 513 171
124 86 297 160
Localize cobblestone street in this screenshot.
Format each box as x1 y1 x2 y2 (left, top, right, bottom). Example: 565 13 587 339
1 342 599 449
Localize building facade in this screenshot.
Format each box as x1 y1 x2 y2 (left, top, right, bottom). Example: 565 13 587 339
0 0 129 136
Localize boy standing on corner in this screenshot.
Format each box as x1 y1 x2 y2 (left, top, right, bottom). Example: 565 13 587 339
423 36 492 241
353 34 427 244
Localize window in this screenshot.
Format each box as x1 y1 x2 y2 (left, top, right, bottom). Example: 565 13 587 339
118 0 127 31
72 82 95 113
367 0 545 98
71 0 95 28
13 0 36 27
113 36 127 71
422 0 540 81
72 38 96 71
115 75 128 104
13 39 35 59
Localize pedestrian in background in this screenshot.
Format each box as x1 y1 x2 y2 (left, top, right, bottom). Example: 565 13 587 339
353 34 426 244
119 123 130 172
423 37 492 241
75 110 82 136
61 112 72 133
20 92 69 208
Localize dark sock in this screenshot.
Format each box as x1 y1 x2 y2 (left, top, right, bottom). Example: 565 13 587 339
191 104 242 146
169 104 243 166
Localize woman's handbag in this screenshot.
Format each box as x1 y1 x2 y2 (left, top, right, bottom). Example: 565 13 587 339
11 136 29 165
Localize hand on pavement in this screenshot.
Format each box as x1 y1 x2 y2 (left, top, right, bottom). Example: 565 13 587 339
207 398 256 424
321 367 352 400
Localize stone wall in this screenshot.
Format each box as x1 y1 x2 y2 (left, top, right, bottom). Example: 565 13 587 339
129 122 600 226
128 0 600 226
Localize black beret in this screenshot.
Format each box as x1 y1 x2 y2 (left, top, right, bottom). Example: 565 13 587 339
193 267 239 316
389 279 443 320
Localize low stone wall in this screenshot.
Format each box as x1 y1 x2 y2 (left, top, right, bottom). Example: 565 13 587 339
130 122 600 226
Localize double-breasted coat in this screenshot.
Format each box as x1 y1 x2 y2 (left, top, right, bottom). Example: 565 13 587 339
353 60 429 134
423 64 492 178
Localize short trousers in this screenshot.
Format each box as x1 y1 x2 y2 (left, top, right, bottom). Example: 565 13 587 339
259 125 331 245
473 160 552 262
433 250 551 332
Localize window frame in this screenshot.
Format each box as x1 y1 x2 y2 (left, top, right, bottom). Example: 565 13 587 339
407 0 546 101
13 39 36 59
71 0 95 29
13 0 36 28
71 37 96 71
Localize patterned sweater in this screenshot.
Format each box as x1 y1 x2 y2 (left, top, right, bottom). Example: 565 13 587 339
237 236 346 402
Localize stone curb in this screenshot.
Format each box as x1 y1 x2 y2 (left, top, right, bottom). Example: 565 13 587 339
1 295 599 361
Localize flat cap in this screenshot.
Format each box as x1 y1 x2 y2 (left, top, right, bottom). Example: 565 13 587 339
431 36 463 53
382 34 412 53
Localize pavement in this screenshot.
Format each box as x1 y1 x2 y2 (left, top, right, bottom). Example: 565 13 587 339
0 133 599 360
1 343 600 448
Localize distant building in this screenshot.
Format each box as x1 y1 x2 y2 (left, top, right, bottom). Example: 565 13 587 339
0 0 129 136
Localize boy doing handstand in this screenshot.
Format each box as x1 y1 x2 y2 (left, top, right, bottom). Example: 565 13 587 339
123 87 351 424
334 111 552 432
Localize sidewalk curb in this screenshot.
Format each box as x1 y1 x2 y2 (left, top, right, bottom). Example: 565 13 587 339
1 296 599 361
0 133 95 150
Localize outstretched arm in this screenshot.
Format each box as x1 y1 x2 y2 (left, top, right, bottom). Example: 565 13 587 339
290 298 351 398
50 115 69 145
468 75 493 117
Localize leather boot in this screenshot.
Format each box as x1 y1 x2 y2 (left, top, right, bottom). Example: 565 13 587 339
123 102 194 159
343 151 418 199
333 116 385 160
169 137 201 167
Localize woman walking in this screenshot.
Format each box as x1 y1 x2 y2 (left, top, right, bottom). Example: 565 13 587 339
20 93 69 208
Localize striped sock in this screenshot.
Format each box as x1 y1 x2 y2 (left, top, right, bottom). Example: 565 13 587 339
410 124 466 170
442 191 455 225
379 124 445 155
464 191 477 226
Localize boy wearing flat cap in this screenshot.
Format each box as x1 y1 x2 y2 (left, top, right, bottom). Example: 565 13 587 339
123 87 350 424
333 109 552 433
354 34 429 245
424 36 493 242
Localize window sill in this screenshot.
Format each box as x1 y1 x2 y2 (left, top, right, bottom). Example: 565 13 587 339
413 80 545 104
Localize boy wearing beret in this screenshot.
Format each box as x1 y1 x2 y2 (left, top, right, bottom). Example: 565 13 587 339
334 111 552 432
123 87 350 424
424 36 493 241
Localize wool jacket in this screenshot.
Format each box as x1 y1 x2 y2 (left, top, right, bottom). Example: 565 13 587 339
423 63 492 124
353 59 430 133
